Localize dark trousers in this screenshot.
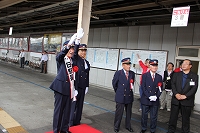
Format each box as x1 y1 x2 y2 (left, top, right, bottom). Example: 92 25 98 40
114 102 132 130
53 91 71 133
20 57 25 68
168 103 192 133
70 87 86 126
41 61 47 73
141 104 158 132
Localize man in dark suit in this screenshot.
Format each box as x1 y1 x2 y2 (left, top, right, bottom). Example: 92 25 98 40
140 59 162 133
112 57 135 133
167 59 198 133
49 43 75 133
70 43 90 126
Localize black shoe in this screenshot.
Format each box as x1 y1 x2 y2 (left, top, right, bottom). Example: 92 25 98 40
151 132 155 133
114 129 119 132
60 131 71 133
126 128 134 132
140 130 146 133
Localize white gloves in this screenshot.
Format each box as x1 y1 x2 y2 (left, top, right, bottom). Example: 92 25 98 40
85 87 88 94
68 33 77 45
75 28 84 44
73 90 78 101
149 96 157 101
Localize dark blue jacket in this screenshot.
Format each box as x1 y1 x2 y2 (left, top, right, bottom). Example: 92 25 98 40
141 71 162 106
49 47 71 95
112 69 135 104
72 44 90 89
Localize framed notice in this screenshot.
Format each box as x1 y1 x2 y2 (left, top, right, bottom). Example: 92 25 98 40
118 49 168 76
86 48 119 70
171 6 190 27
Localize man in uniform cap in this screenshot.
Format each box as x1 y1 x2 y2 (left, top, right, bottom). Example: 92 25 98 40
69 28 90 126
140 59 163 133
112 57 135 132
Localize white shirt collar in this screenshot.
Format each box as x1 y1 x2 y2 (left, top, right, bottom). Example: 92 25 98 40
150 71 155 77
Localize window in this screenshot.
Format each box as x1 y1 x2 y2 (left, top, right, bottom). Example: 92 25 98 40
0 38 8 48
43 33 62 52
178 48 199 57
29 35 43 52
9 37 28 50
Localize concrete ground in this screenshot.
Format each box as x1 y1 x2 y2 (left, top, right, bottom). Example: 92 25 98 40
0 61 200 133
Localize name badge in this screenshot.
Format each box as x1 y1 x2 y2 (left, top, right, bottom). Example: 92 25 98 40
190 81 195 86
167 76 170 80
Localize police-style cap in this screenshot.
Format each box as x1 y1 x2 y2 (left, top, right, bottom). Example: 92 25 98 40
63 40 69 46
79 44 87 50
121 57 131 64
63 40 74 48
149 59 158 66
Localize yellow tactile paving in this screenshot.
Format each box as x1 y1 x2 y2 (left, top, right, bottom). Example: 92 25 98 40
0 109 28 133
6 126 28 133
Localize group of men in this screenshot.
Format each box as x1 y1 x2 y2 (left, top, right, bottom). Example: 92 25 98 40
18 49 48 74
47 28 198 133
49 28 90 133
112 57 198 133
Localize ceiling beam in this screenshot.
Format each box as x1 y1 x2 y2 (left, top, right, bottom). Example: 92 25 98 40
0 0 26 10
26 0 65 3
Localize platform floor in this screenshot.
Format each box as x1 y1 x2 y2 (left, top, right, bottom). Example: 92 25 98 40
0 61 200 133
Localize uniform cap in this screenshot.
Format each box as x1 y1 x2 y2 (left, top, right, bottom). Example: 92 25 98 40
121 57 131 64
149 59 158 66
79 44 87 50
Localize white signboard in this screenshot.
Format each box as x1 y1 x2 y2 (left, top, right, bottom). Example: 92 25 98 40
118 49 168 76
171 6 190 27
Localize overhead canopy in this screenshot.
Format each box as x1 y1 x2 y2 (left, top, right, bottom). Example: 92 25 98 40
0 0 199 34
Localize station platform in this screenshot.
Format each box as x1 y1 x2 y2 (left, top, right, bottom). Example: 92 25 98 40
0 61 200 133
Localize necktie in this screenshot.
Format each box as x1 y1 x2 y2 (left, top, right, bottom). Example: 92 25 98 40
152 74 155 81
126 71 129 80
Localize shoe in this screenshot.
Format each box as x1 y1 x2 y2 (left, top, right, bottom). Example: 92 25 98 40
160 106 164 109
60 131 71 133
151 132 155 133
126 127 134 132
167 109 171 112
140 129 146 133
114 129 119 132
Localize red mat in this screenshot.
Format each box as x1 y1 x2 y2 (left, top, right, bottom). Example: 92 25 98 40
45 124 103 133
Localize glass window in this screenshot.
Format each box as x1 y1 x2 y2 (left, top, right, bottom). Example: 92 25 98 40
178 48 199 57
0 38 8 48
43 33 62 52
29 35 43 52
9 37 28 50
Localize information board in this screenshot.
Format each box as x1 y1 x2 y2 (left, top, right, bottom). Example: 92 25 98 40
118 49 168 75
86 48 119 70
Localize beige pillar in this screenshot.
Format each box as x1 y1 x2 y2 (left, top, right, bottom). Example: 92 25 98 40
77 0 92 44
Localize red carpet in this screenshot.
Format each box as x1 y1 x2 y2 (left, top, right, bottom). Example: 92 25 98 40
45 124 103 133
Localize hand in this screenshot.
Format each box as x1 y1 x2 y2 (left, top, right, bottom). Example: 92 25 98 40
75 28 84 44
74 90 78 96
149 96 157 101
180 95 187 100
77 28 84 39
175 94 181 100
68 33 77 45
85 87 88 94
